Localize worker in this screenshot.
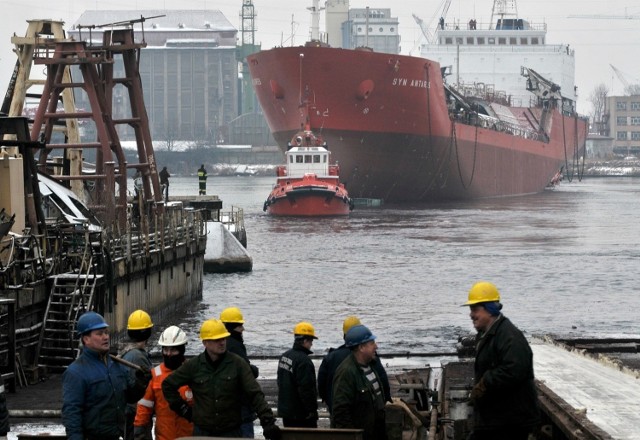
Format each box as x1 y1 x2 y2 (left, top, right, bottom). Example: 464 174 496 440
134 325 193 440
318 316 391 414
162 319 281 439
220 307 259 437
277 322 319 428
463 281 540 440
159 166 170 202
62 311 151 440
121 310 154 440
331 324 386 440
197 164 208 195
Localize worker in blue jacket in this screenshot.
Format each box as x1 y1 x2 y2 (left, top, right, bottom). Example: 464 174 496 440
62 311 151 440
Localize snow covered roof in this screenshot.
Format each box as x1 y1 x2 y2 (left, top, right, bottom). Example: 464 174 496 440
72 10 236 33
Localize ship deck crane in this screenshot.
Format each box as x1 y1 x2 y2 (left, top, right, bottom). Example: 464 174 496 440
411 0 452 50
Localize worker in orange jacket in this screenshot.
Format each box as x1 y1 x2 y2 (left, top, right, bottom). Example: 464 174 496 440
134 326 193 440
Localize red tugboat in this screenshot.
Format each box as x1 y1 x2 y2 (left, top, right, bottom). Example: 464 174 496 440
263 128 354 216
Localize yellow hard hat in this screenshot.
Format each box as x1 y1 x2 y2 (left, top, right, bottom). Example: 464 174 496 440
127 310 154 330
294 321 318 339
200 319 231 340
342 316 362 335
463 281 501 306
220 307 245 324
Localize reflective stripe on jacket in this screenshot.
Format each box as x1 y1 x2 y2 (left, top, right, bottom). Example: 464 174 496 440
134 363 193 440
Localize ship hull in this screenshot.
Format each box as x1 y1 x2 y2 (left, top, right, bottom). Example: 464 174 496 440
248 46 587 202
265 177 352 216
266 188 352 216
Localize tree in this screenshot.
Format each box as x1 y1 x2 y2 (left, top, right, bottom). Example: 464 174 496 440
589 83 609 136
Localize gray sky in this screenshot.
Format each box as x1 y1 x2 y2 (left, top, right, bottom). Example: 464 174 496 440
1 0 639 115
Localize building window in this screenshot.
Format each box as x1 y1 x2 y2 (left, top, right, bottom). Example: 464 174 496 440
617 101 627 110
498 37 506 44
379 27 383 32
531 37 539 44
390 27 395 32
632 132 640 140
488 38 495 44
357 27 362 32
520 38 528 44
445 37 453 44
631 102 640 110
467 37 475 44
510 37 517 44
631 116 640 125
477 37 485 44
617 131 627 140
456 37 463 44
617 116 627 125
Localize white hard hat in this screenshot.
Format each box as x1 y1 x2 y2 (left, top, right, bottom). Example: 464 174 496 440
158 325 188 347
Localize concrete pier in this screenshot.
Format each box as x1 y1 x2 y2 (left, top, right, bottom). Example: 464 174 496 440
533 339 640 439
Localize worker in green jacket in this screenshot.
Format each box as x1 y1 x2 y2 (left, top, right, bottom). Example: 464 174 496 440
197 164 207 195
162 319 281 439
331 325 387 440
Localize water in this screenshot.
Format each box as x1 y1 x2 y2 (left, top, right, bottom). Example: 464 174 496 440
167 175 640 357
7 176 639 439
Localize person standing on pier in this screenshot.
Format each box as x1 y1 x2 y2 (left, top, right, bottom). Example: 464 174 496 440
159 166 170 202
463 281 540 440
318 316 391 414
121 310 154 440
62 311 151 440
220 307 259 438
134 325 193 440
162 319 281 439
331 324 386 440
277 321 319 428
197 164 208 195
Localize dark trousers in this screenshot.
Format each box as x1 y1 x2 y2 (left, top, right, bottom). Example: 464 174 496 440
240 404 256 438
199 180 206 195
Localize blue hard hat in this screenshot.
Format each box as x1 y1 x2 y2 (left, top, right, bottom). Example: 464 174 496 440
345 324 376 348
76 311 108 337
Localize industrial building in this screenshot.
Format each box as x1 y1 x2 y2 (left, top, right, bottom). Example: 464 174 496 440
68 10 274 147
605 94 640 157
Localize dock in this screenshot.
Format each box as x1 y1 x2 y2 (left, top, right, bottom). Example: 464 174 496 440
532 338 640 439
7 339 640 439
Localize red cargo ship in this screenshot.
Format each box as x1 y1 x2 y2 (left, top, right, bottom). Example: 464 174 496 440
247 46 587 202
263 129 353 216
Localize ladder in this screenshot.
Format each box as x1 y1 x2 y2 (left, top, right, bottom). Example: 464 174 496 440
36 229 104 372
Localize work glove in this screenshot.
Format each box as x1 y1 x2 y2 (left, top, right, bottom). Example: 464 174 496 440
171 401 193 422
262 423 282 440
469 378 487 405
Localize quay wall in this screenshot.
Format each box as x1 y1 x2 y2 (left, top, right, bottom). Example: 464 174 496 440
105 235 207 338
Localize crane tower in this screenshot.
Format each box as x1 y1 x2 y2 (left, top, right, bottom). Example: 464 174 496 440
238 0 261 114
